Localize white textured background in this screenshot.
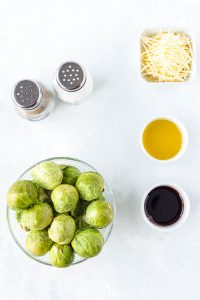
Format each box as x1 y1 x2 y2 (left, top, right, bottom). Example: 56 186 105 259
1 0 200 299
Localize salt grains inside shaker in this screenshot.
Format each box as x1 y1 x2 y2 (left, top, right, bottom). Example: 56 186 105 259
12 80 54 121
53 62 93 104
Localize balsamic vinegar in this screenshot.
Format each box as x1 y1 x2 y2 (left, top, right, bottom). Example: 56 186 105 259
145 186 183 226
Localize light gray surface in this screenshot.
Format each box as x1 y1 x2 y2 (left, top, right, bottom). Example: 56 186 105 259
1 0 200 299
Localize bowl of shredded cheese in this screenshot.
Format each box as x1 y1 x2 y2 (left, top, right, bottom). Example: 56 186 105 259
140 29 194 83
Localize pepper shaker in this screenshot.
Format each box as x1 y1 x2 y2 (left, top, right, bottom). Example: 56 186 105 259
12 80 54 121
53 61 93 104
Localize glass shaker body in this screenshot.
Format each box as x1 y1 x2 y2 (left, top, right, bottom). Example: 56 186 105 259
53 62 93 105
12 80 54 121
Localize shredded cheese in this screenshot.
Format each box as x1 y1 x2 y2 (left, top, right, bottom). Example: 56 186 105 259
141 31 193 82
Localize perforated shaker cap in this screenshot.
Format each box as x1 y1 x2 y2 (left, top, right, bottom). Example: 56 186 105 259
56 62 86 92
12 80 42 109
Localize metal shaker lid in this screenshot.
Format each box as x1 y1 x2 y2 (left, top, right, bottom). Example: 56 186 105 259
56 62 86 92
12 80 42 108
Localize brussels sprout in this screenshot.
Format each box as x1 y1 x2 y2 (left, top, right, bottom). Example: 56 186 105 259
32 161 63 190
51 184 79 213
49 243 74 268
16 210 30 231
76 172 104 201
70 200 89 219
26 230 53 256
37 187 51 203
59 164 66 170
85 200 114 228
62 166 81 186
23 203 53 230
16 210 22 223
96 194 105 201
71 228 104 258
76 215 91 230
48 214 76 244
7 180 38 210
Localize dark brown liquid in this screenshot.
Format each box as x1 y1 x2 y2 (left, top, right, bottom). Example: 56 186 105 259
145 186 184 226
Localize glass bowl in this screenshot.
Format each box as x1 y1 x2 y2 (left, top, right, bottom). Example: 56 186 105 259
7 157 115 267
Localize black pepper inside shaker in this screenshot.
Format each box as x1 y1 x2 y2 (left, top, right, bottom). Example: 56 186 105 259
12 80 54 121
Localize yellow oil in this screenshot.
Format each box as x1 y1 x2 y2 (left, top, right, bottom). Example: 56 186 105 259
142 119 182 160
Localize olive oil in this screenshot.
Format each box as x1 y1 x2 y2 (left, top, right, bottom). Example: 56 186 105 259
142 119 182 160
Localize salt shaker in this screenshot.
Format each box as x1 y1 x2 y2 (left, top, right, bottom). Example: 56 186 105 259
12 80 54 121
53 61 93 104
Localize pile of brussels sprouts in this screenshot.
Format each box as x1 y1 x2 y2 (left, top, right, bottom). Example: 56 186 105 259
7 161 114 268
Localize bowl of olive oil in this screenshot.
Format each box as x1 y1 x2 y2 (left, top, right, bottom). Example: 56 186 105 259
140 116 188 162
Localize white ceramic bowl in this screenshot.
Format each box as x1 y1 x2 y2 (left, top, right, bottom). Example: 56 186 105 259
141 183 190 232
140 28 196 83
140 116 188 163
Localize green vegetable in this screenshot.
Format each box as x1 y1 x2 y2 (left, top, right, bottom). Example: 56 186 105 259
16 210 30 231
59 164 66 170
26 230 53 256
85 200 114 228
32 161 63 190
72 228 104 258
37 187 51 203
22 203 53 230
49 243 74 268
76 215 91 230
48 214 76 244
62 166 81 186
7 180 38 210
70 200 89 219
8 161 112 267
51 184 79 213
76 172 104 201
96 194 105 201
